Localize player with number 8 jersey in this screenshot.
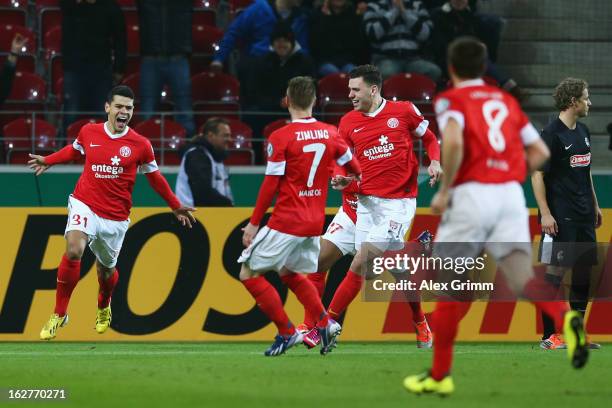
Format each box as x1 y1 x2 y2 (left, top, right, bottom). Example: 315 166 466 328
238 77 361 357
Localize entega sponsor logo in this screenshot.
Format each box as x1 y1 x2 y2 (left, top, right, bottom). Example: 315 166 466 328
296 129 329 141
364 135 394 160
91 164 124 178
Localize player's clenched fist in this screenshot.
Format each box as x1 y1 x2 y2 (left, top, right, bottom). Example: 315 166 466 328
242 223 259 247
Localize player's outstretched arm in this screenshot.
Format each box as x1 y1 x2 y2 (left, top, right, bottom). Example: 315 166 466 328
244 175 280 247
28 144 82 175
27 154 49 176
145 170 196 228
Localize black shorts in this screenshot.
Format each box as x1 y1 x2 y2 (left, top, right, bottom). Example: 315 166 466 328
538 222 597 267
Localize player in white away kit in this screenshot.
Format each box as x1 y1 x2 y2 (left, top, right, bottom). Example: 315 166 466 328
403 37 589 397
28 86 195 340
238 77 361 356
322 65 442 342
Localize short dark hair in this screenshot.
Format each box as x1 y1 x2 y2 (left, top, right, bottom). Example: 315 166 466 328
553 78 588 111
349 64 382 89
106 85 135 103
192 117 229 143
287 76 317 110
447 36 487 79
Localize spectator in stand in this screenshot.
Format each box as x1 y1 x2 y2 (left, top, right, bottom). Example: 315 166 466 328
61 0 126 131
363 0 441 81
244 24 315 162
0 33 27 106
310 0 368 77
137 0 195 136
1 33 28 164
175 118 234 207
430 0 527 100
209 0 309 74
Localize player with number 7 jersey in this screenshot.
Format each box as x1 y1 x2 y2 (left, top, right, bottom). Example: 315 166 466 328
238 77 361 357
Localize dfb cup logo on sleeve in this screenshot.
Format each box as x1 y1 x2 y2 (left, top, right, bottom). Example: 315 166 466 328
266 143 273 158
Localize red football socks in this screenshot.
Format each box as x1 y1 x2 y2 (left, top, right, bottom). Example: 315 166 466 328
281 273 329 329
303 271 327 328
98 269 119 308
327 270 364 320
431 301 471 381
409 301 425 323
54 254 81 316
242 276 294 336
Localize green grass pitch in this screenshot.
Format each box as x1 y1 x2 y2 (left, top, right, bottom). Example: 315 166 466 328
0 342 610 407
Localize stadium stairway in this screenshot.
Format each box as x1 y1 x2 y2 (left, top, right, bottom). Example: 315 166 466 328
480 0 612 168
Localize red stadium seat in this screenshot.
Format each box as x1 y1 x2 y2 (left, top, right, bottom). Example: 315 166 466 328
228 0 253 18
0 54 35 73
192 25 223 55
123 9 138 27
53 75 62 103
261 118 290 161
116 0 136 7
1 72 47 128
191 71 240 127
191 25 223 73
317 73 350 105
2 117 57 163
127 24 140 55
317 73 351 125
383 72 436 102
42 24 61 58
0 0 27 27
36 1 61 44
262 118 291 139
193 0 218 26
134 118 186 165
66 117 102 141
120 72 173 114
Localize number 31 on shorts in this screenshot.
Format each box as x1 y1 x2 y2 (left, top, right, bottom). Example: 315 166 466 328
71 214 88 228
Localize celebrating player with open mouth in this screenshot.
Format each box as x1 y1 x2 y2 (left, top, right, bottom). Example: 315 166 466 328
319 65 441 344
29 86 195 341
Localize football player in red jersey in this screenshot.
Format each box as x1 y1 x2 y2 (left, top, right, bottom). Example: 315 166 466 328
319 65 442 343
238 76 361 356
403 37 588 396
298 162 434 350
28 86 195 341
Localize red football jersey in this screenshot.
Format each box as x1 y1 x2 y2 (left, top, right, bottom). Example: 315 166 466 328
331 164 358 223
339 99 429 198
434 79 540 186
71 123 158 220
265 118 353 236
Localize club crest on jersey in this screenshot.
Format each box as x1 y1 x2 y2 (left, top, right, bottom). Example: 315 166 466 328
570 153 591 167
266 142 273 157
387 118 399 128
584 137 590 147
120 146 132 157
